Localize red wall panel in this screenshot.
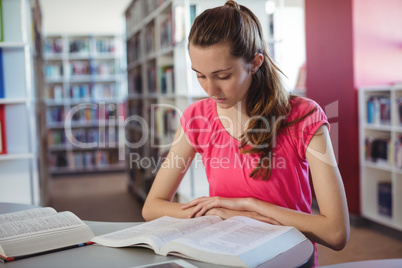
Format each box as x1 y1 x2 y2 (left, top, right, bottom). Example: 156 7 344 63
305 0 360 215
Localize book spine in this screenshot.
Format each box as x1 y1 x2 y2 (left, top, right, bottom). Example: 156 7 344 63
398 97 402 126
365 137 391 165
366 96 390 125
378 182 392 217
0 48 4 98
0 0 3 42
0 104 6 154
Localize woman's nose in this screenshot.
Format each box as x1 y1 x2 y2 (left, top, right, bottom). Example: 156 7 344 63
205 79 219 96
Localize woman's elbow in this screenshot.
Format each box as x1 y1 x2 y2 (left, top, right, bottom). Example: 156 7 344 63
142 200 154 222
328 227 350 251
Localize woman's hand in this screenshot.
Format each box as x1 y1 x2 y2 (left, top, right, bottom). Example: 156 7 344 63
181 196 250 218
206 208 282 225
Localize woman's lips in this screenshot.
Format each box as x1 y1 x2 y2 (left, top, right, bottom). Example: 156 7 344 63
214 98 226 103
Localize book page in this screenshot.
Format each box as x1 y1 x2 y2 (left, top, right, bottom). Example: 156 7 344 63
0 207 57 224
0 211 87 241
162 216 306 267
92 215 221 251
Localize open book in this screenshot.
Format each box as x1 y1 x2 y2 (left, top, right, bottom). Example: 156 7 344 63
0 207 94 262
92 215 307 268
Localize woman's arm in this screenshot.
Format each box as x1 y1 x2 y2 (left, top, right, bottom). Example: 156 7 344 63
142 125 198 221
182 125 350 251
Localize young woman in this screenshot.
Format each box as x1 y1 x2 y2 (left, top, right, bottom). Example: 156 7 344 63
142 0 350 265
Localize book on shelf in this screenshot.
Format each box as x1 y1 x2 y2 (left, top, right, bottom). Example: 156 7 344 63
147 67 157 94
129 69 142 95
69 38 89 54
0 105 6 154
159 65 174 94
47 85 63 100
93 37 115 54
365 137 391 165
0 48 4 98
69 61 90 77
0 0 3 43
395 136 402 169
397 97 402 126
44 38 63 55
153 106 178 140
49 150 120 171
71 84 90 99
47 106 64 124
145 24 155 55
92 215 307 268
90 60 115 76
0 118 3 154
366 96 391 125
45 62 63 79
378 182 392 217
92 83 117 100
0 207 94 263
160 11 174 49
127 35 141 64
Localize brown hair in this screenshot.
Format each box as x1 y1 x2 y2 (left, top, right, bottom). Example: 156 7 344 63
188 1 316 180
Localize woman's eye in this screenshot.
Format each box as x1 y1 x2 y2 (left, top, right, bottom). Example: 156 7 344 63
197 75 206 79
218 75 230 80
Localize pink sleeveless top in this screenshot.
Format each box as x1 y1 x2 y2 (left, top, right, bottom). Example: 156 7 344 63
180 97 328 266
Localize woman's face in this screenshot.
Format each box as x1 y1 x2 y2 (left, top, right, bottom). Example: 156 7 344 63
189 42 253 110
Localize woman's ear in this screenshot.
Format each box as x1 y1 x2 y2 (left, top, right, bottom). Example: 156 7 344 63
251 53 264 73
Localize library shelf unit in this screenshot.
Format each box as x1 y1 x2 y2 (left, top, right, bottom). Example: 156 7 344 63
0 0 43 205
43 34 127 175
124 0 267 202
359 84 402 232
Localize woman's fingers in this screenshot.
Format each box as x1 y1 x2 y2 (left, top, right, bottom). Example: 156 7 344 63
181 196 208 209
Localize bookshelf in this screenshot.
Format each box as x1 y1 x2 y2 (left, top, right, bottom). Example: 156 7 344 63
124 0 267 202
0 0 43 205
43 34 126 175
359 84 402 231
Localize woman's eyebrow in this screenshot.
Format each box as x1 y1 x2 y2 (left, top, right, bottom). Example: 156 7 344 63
191 67 233 74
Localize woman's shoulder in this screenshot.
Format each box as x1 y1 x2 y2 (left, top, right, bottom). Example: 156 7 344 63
288 96 323 121
290 96 319 110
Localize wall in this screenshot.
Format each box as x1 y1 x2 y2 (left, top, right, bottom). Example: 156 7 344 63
353 0 402 87
305 0 359 214
305 0 402 215
39 0 131 35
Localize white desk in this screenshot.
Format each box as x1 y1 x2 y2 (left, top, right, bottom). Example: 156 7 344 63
0 202 314 268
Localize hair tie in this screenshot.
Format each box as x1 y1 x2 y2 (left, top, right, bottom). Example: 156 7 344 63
224 0 241 10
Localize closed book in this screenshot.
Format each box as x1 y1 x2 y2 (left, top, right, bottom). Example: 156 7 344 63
0 105 6 154
0 48 4 98
0 0 3 42
378 182 392 217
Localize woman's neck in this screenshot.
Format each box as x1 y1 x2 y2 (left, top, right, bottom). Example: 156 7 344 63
216 102 250 140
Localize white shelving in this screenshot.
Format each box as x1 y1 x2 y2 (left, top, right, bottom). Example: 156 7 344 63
359 84 402 231
0 0 42 205
124 0 267 202
43 34 126 175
